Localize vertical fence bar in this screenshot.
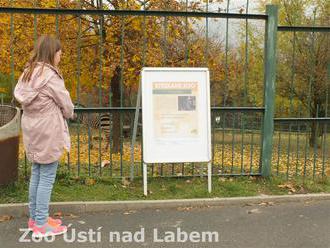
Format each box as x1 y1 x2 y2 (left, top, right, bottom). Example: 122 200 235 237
286 125 291 179
313 105 319 179
296 123 300 176
160 1 169 176
240 112 244 173
119 12 125 177
55 1 68 171
233 56 240 173
231 112 235 173
131 79 141 180
286 30 296 179
55 0 60 38
33 0 37 44
244 0 249 106
276 121 281 175
205 0 209 66
311 10 317 179
141 0 147 175
261 5 278 177
212 113 215 174
64 0 70 173
249 113 255 173
221 112 225 172
140 4 145 176
87 112 91 176
76 0 82 177
184 0 188 65
189 0 195 176
322 121 328 177
322 62 329 177
109 94 113 176
296 105 302 176
130 0 148 181
160 162 163 177
163 2 168 67
109 7 114 177
224 0 229 108
67 152 70 173
222 0 230 173
240 0 250 174
327 60 329 119
98 0 104 175
211 104 215 174
55 0 59 36
205 0 211 176
9 0 14 101
303 122 308 179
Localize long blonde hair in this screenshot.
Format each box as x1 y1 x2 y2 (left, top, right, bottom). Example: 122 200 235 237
22 35 61 82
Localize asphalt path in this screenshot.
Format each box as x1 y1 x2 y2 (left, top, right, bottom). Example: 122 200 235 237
1 199 330 248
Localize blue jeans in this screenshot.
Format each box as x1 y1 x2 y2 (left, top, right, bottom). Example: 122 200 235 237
29 161 58 226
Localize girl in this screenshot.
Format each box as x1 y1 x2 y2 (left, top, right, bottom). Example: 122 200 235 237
14 35 74 238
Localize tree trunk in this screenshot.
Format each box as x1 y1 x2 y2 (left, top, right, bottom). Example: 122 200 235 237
309 120 324 148
110 65 121 153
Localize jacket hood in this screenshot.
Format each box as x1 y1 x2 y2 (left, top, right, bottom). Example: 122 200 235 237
14 63 60 106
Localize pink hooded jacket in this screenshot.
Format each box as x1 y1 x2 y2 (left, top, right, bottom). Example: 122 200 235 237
14 62 74 164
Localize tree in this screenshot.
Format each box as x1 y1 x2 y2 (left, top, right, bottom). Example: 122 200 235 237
0 0 232 153
247 0 329 146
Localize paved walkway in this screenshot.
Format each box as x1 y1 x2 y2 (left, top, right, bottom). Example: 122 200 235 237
1 199 330 248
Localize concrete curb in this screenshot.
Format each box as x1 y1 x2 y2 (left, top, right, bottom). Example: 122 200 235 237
1 193 330 218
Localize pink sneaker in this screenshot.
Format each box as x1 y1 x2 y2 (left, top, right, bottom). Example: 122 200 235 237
32 223 67 238
28 217 63 231
48 217 63 226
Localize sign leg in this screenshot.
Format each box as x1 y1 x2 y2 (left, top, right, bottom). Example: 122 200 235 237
143 163 147 196
208 162 212 193
130 77 142 181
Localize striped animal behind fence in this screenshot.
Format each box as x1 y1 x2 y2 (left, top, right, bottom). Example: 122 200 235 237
75 112 112 151
74 111 139 151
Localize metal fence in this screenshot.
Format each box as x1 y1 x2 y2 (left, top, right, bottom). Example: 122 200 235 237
273 25 329 180
0 1 329 181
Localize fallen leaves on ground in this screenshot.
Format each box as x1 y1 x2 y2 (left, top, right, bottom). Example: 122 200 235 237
123 210 137 215
121 177 131 187
85 178 96 186
64 213 79 219
17 132 329 178
177 206 193 211
278 182 296 193
101 160 110 168
53 212 78 219
53 212 62 218
0 215 13 222
247 208 261 214
258 201 275 207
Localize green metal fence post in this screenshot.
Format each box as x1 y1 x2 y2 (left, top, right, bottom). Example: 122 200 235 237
261 5 278 177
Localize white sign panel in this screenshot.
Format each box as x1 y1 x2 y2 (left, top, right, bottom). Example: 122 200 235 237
142 67 211 163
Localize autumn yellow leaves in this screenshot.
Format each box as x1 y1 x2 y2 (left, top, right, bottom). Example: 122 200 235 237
17 131 329 178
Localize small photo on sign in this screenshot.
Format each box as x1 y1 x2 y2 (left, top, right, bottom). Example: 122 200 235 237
178 96 196 111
